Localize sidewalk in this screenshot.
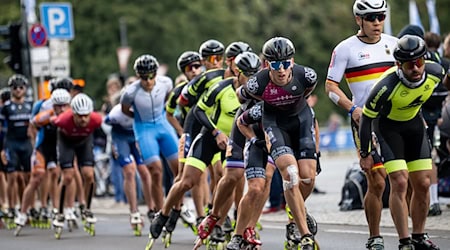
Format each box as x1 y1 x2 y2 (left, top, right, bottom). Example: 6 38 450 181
91 153 450 231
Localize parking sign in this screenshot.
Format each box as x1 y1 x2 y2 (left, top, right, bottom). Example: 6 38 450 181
40 3 74 40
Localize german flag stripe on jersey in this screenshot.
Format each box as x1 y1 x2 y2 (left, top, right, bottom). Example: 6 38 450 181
345 62 394 84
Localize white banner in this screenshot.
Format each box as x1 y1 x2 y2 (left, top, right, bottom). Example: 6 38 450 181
426 0 440 34
409 0 424 31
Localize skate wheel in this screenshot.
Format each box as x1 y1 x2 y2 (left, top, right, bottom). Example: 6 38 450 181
164 232 171 248
89 224 95 236
55 227 62 239
13 226 22 236
68 220 74 232
145 237 155 250
133 224 142 236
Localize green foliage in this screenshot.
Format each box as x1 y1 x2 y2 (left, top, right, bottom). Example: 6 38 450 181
1 0 449 122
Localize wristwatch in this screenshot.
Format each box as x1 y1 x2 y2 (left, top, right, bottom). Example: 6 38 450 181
359 150 370 158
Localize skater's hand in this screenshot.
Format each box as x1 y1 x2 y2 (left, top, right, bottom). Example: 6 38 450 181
1 150 7 165
359 155 373 172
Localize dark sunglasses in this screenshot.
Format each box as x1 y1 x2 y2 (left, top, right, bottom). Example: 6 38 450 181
401 57 425 70
238 68 257 77
362 13 386 22
269 60 292 71
12 85 25 90
184 63 202 72
141 72 156 80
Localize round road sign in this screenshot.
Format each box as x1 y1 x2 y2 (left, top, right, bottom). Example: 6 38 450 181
29 23 48 47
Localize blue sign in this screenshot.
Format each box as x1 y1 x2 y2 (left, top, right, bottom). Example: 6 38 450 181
40 3 74 40
29 23 47 47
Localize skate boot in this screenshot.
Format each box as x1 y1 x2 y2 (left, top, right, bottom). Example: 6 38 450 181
29 208 40 228
207 225 225 250
243 226 262 248
162 208 181 248
39 207 51 229
180 204 197 235
147 209 156 224
145 212 169 250
6 208 16 230
427 203 442 217
306 211 318 236
366 236 384 250
52 213 65 239
13 212 27 236
197 214 220 240
300 234 319 250
65 207 78 232
130 211 143 236
82 209 97 236
284 222 301 250
398 238 414 250
227 234 244 250
412 233 440 250
223 215 234 242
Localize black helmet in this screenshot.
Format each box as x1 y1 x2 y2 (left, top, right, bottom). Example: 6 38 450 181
133 54 159 76
393 35 427 62
225 41 252 59
55 77 74 92
262 37 295 61
199 39 225 58
0 88 10 103
235 52 261 77
177 51 202 72
7 74 28 87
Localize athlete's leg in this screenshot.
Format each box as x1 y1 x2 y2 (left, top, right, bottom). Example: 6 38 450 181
365 167 387 237
137 164 154 212
123 162 138 212
409 169 431 233
388 169 410 239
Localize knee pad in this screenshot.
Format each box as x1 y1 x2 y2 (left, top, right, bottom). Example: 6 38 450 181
282 165 299 191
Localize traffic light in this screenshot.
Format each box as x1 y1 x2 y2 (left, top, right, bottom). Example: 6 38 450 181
0 22 23 74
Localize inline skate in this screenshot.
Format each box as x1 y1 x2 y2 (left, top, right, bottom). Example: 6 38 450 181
130 211 143 236
145 212 169 250
13 212 27 236
65 207 78 232
39 207 51 229
284 222 301 250
52 213 65 239
82 209 96 236
161 208 181 248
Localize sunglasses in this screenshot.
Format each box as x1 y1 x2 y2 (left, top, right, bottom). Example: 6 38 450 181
206 55 223 63
362 13 386 22
12 85 25 90
238 68 257 77
141 72 156 80
401 57 425 70
269 60 292 71
184 63 202 72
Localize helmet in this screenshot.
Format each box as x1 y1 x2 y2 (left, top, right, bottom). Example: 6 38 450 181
133 54 159 76
51 89 71 105
55 77 74 92
199 39 225 58
353 0 387 16
262 37 295 61
71 93 93 115
177 51 202 72
0 88 10 103
393 35 427 62
225 41 253 59
235 52 261 77
8 74 28 87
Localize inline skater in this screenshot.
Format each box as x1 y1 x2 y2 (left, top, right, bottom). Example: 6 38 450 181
0 74 33 230
239 37 319 250
121 54 179 226
104 103 146 236
177 39 226 225
359 35 443 250
52 93 102 238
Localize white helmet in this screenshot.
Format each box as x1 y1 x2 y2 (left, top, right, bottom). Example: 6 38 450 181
353 0 387 16
71 93 93 115
51 89 71 105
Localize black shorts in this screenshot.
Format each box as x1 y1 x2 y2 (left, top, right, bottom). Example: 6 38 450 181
4 138 32 173
57 133 95 169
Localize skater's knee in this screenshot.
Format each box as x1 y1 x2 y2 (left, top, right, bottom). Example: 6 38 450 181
282 165 299 191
